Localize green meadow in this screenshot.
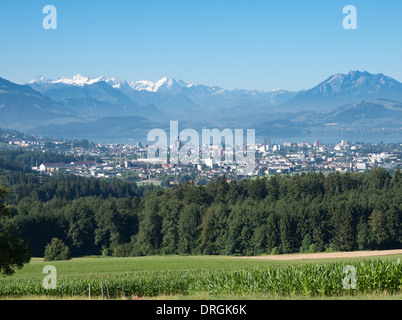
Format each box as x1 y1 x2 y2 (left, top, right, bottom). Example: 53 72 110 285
1 254 401 300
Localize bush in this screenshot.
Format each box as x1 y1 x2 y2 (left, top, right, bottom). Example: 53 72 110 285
44 238 71 261
308 243 318 253
270 247 279 255
324 243 338 253
112 243 134 257
102 248 112 257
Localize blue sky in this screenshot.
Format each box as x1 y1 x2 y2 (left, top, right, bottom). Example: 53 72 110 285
0 0 401 90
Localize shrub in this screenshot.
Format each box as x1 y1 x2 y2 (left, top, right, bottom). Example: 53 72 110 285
112 243 134 257
102 248 112 257
270 247 279 255
325 243 338 253
308 243 318 253
44 238 71 261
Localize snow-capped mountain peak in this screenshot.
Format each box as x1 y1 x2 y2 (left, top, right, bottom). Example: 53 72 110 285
28 74 299 99
153 77 188 92
53 74 107 86
28 75 52 84
102 76 129 89
129 80 156 92
128 77 188 93
29 74 110 86
28 74 191 93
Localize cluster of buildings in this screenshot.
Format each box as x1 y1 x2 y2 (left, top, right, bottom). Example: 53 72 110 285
255 139 401 175
1 131 401 184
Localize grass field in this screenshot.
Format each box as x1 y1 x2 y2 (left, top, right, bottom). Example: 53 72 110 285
1 254 401 300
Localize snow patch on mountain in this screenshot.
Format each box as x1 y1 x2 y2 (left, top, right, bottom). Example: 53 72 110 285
29 74 192 93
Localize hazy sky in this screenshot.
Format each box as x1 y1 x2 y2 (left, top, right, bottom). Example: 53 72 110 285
1 0 402 91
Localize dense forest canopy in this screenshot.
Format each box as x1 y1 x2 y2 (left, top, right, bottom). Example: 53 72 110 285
0 149 401 258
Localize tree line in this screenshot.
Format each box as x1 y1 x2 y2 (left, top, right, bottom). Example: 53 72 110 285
1 150 400 259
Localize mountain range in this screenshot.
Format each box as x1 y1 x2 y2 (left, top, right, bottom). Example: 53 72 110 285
0 70 401 142
284 70 402 112
0 77 77 130
28 74 297 120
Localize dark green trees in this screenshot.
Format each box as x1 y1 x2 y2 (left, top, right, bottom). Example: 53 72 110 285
1 161 401 258
178 203 201 254
0 185 30 275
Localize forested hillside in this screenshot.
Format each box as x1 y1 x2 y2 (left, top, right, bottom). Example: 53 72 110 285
1 150 401 258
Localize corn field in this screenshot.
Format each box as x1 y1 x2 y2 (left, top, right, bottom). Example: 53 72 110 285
0 259 401 298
